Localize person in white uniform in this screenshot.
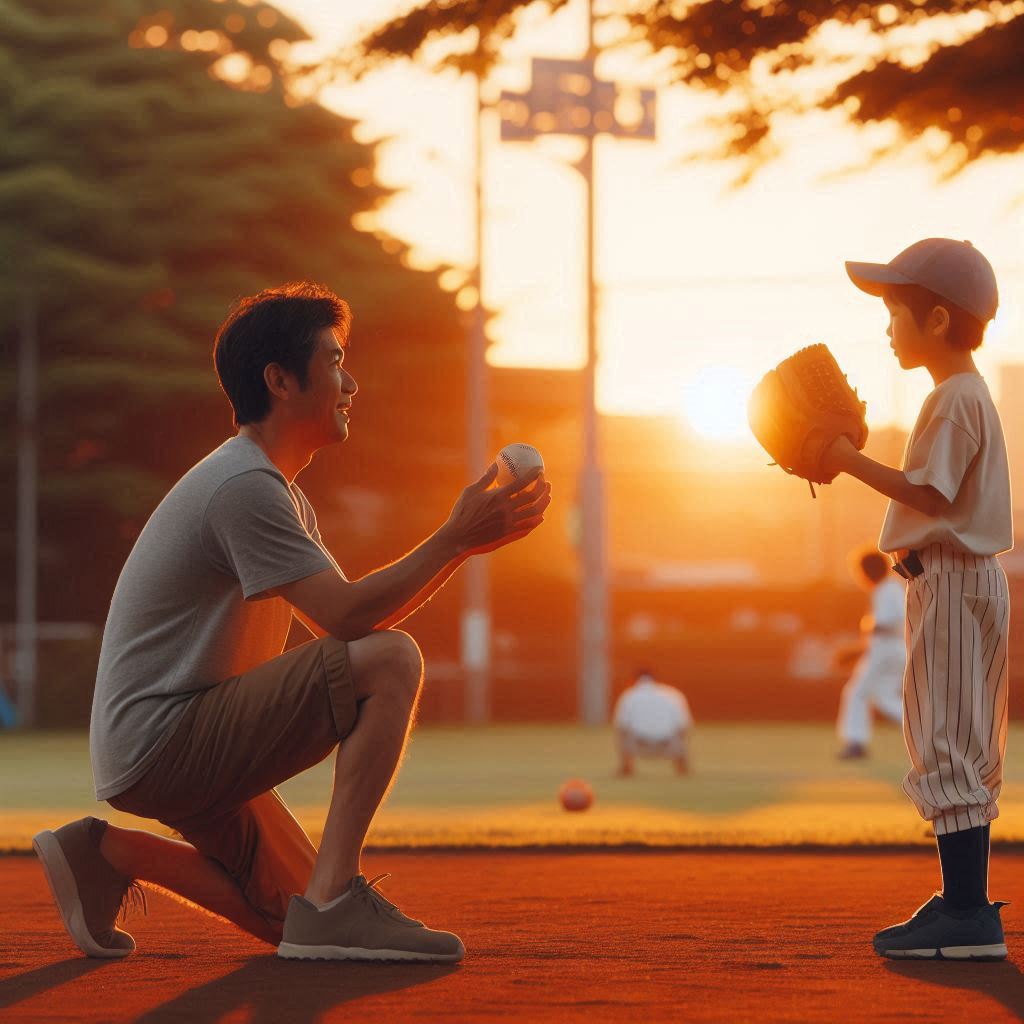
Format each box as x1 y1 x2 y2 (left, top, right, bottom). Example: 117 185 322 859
613 669 692 776
826 238 1011 961
837 547 906 760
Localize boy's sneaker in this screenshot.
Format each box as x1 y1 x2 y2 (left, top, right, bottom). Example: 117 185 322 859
278 873 465 963
33 817 147 959
873 893 1008 961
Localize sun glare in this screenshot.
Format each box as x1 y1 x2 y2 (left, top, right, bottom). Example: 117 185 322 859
681 365 755 442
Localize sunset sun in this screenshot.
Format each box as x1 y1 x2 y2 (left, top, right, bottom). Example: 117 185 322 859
680 364 755 442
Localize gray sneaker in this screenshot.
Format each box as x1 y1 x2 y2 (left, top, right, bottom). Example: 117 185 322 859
873 893 1009 961
33 817 147 959
278 873 465 963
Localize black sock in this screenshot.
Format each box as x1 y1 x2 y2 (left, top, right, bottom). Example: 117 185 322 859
982 823 991 899
937 825 988 910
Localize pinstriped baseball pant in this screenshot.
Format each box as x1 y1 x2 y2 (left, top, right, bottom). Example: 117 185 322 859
902 543 1010 836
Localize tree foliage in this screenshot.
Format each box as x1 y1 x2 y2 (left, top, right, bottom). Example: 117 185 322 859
1 0 469 621
352 0 1024 177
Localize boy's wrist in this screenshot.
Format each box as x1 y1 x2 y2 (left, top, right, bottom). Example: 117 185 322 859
825 435 858 475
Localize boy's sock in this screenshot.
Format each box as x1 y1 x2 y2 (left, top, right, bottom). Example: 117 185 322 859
982 821 991 895
937 825 989 911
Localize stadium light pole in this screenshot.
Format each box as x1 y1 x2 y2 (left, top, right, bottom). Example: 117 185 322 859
16 289 38 729
498 1 656 724
463 76 492 723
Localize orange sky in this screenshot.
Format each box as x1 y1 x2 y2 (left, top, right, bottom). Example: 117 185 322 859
275 0 1024 438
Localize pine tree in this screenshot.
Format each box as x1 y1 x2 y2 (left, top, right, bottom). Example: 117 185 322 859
1 0 469 623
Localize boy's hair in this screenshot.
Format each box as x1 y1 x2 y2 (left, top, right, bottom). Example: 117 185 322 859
214 282 352 426
882 282 986 351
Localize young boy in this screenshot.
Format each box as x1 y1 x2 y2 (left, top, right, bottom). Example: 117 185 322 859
825 237 1011 961
836 546 905 761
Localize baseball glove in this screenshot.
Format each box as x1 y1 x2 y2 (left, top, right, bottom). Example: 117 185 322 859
747 343 868 494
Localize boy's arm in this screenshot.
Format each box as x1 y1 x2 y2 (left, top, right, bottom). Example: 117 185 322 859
825 436 952 518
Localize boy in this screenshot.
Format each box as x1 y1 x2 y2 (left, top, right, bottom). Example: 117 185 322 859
836 546 905 760
825 238 1011 961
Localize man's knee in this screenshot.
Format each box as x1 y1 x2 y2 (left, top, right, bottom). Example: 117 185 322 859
349 629 423 703
383 630 423 694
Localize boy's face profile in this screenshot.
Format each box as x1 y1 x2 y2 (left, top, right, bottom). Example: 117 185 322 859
883 294 943 370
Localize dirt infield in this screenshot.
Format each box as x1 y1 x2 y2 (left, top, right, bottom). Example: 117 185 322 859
2 850 1023 1023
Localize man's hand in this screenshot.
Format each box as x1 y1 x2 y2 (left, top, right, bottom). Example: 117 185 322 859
441 463 552 557
822 434 858 478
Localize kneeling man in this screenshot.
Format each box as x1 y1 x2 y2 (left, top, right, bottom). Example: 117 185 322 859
33 283 550 962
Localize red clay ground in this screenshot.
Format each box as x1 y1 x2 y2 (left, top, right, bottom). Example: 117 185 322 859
2 850 1023 1023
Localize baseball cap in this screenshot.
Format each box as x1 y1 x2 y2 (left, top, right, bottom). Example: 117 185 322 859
845 238 998 322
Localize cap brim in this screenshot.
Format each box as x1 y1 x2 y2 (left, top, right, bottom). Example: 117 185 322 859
845 261 913 296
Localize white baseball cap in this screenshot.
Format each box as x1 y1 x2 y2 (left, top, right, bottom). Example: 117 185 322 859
846 238 998 323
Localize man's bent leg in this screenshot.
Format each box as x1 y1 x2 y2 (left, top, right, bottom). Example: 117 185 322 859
99 825 282 944
98 637 358 946
304 630 423 905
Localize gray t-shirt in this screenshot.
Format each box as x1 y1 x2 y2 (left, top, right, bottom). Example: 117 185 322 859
90 435 336 800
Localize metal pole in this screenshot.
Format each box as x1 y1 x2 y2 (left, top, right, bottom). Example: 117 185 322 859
463 75 492 723
16 289 38 729
578 0 610 724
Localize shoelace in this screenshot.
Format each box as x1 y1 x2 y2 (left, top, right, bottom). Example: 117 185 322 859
356 874 402 919
117 880 148 924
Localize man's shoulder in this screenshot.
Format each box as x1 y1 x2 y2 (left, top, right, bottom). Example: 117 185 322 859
182 438 287 505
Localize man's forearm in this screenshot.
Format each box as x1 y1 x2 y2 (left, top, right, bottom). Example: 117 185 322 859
342 527 462 638
374 552 469 631
837 449 947 517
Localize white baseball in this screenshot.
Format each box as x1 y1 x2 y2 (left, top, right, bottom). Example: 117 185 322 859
495 443 544 486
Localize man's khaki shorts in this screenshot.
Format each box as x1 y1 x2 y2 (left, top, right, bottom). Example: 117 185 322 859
108 637 358 929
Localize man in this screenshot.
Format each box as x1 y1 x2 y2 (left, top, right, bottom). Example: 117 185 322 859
33 282 551 963
612 668 692 776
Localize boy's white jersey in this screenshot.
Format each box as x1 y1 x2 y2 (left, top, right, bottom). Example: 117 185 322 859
879 373 1011 556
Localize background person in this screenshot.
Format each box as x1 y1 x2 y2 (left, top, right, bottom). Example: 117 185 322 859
836 546 906 760
613 668 693 776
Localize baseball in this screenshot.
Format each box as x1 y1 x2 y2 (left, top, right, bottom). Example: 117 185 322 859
495 443 544 487
559 778 594 812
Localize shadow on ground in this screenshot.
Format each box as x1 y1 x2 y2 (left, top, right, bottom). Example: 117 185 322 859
129 956 459 1023
884 960 1024 1020
0 958 110 1010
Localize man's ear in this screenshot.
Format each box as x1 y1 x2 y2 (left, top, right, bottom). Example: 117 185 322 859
263 362 290 400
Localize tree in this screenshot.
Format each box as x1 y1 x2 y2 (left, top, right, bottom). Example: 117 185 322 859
349 0 1023 180
0 0 470 623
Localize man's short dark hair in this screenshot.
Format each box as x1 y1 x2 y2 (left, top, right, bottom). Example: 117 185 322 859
214 282 352 426
882 282 986 351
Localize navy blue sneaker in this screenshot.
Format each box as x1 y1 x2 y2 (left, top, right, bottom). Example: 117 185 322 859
873 894 1008 961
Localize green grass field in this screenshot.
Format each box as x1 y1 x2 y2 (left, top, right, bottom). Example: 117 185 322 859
4 723 1024 850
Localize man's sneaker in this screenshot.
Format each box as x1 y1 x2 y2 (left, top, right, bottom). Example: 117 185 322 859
33 817 147 959
873 893 1008 961
278 873 465 963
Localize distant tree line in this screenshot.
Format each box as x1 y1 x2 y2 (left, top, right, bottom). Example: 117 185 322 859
1 0 471 626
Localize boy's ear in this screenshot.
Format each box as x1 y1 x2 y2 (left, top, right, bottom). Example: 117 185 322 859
930 304 951 336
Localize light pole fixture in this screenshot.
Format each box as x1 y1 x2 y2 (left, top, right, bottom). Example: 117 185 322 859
498 36 656 724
